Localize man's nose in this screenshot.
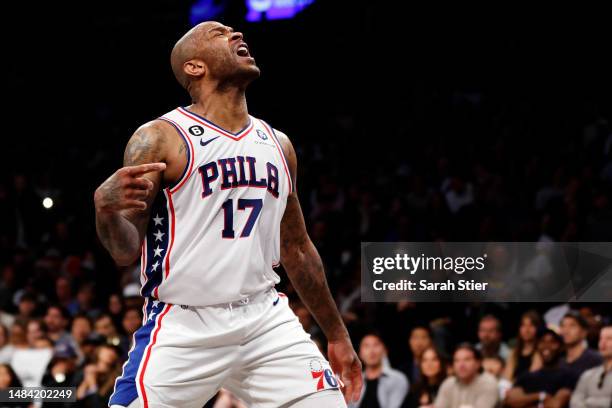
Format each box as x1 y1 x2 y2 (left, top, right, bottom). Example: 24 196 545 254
231 31 243 42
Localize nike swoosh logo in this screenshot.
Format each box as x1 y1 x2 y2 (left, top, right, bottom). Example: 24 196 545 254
200 136 220 146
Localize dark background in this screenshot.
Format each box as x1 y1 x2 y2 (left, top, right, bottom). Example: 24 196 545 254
1 0 611 379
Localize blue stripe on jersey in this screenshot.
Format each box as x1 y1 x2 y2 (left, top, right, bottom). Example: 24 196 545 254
141 193 170 297
108 299 166 406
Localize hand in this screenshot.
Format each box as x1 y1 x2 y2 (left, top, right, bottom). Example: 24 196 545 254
94 162 166 212
83 364 98 387
327 338 362 403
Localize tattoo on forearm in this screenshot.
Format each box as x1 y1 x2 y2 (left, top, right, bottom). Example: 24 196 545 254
96 122 166 264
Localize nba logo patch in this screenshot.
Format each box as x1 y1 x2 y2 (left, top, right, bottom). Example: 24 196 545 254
256 129 268 140
309 359 339 391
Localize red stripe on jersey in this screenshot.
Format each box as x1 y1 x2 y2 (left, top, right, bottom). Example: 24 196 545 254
138 304 171 408
164 190 176 281
260 120 293 194
159 117 195 194
140 238 147 295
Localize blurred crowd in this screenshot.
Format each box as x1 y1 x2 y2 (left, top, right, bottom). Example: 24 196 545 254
346 309 611 408
1 82 612 408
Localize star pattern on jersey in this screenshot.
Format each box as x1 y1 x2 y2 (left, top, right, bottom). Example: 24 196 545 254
151 261 159 271
153 214 164 226
153 246 164 257
148 311 156 321
153 230 165 241
152 300 160 308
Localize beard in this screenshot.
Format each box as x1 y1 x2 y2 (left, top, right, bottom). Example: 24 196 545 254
207 51 260 88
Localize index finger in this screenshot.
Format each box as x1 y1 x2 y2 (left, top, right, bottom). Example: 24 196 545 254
351 368 363 401
342 373 354 402
126 162 167 176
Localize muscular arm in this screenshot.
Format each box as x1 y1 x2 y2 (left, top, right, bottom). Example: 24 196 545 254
94 121 170 265
277 130 362 402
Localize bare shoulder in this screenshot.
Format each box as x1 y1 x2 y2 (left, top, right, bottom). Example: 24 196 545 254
124 119 176 167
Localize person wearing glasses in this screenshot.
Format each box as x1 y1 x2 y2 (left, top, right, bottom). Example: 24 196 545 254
570 325 612 408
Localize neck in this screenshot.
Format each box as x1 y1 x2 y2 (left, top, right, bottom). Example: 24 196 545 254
604 357 612 371
566 342 586 362
459 373 477 385
189 83 250 133
365 363 383 379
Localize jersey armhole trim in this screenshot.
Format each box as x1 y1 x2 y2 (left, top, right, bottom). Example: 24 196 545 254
157 117 194 194
260 120 294 194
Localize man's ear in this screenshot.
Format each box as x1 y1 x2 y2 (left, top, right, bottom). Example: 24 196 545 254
184 59 206 79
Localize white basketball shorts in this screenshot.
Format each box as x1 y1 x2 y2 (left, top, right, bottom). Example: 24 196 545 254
108 288 341 408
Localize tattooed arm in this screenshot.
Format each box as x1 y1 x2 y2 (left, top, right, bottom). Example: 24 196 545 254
94 121 176 265
277 131 362 402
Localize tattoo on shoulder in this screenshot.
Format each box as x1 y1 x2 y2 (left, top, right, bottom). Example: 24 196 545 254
178 140 187 158
124 123 166 166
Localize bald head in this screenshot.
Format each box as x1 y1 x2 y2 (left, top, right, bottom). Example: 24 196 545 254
170 21 259 96
170 22 212 89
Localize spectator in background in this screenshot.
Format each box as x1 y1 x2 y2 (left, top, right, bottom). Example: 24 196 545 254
93 314 127 350
0 364 22 389
80 334 105 365
350 332 409 408
505 310 543 381
16 293 37 320
76 344 122 406
26 318 47 347
8 321 28 350
121 308 142 354
55 276 75 312
434 343 498 408
0 324 14 364
482 355 512 401
476 315 510 360
401 326 433 384
121 308 141 335
577 306 604 350
122 283 144 310
402 346 447 408
506 329 576 408
41 342 80 407
570 325 612 408
70 314 92 363
559 311 603 378
74 283 101 319
108 293 124 332
10 321 53 387
0 363 28 408
44 304 71 344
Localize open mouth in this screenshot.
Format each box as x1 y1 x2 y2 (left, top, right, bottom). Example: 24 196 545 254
236 43 250 57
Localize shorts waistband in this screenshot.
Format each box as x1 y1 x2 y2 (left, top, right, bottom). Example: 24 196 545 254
174 287 277 310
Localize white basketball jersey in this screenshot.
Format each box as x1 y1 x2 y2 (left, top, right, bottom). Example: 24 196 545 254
138 107 292 306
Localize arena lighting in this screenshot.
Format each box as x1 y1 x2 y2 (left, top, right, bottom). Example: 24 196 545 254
190 0 317 25
246 0 316 22
190 0 228 25
42 197 54 209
